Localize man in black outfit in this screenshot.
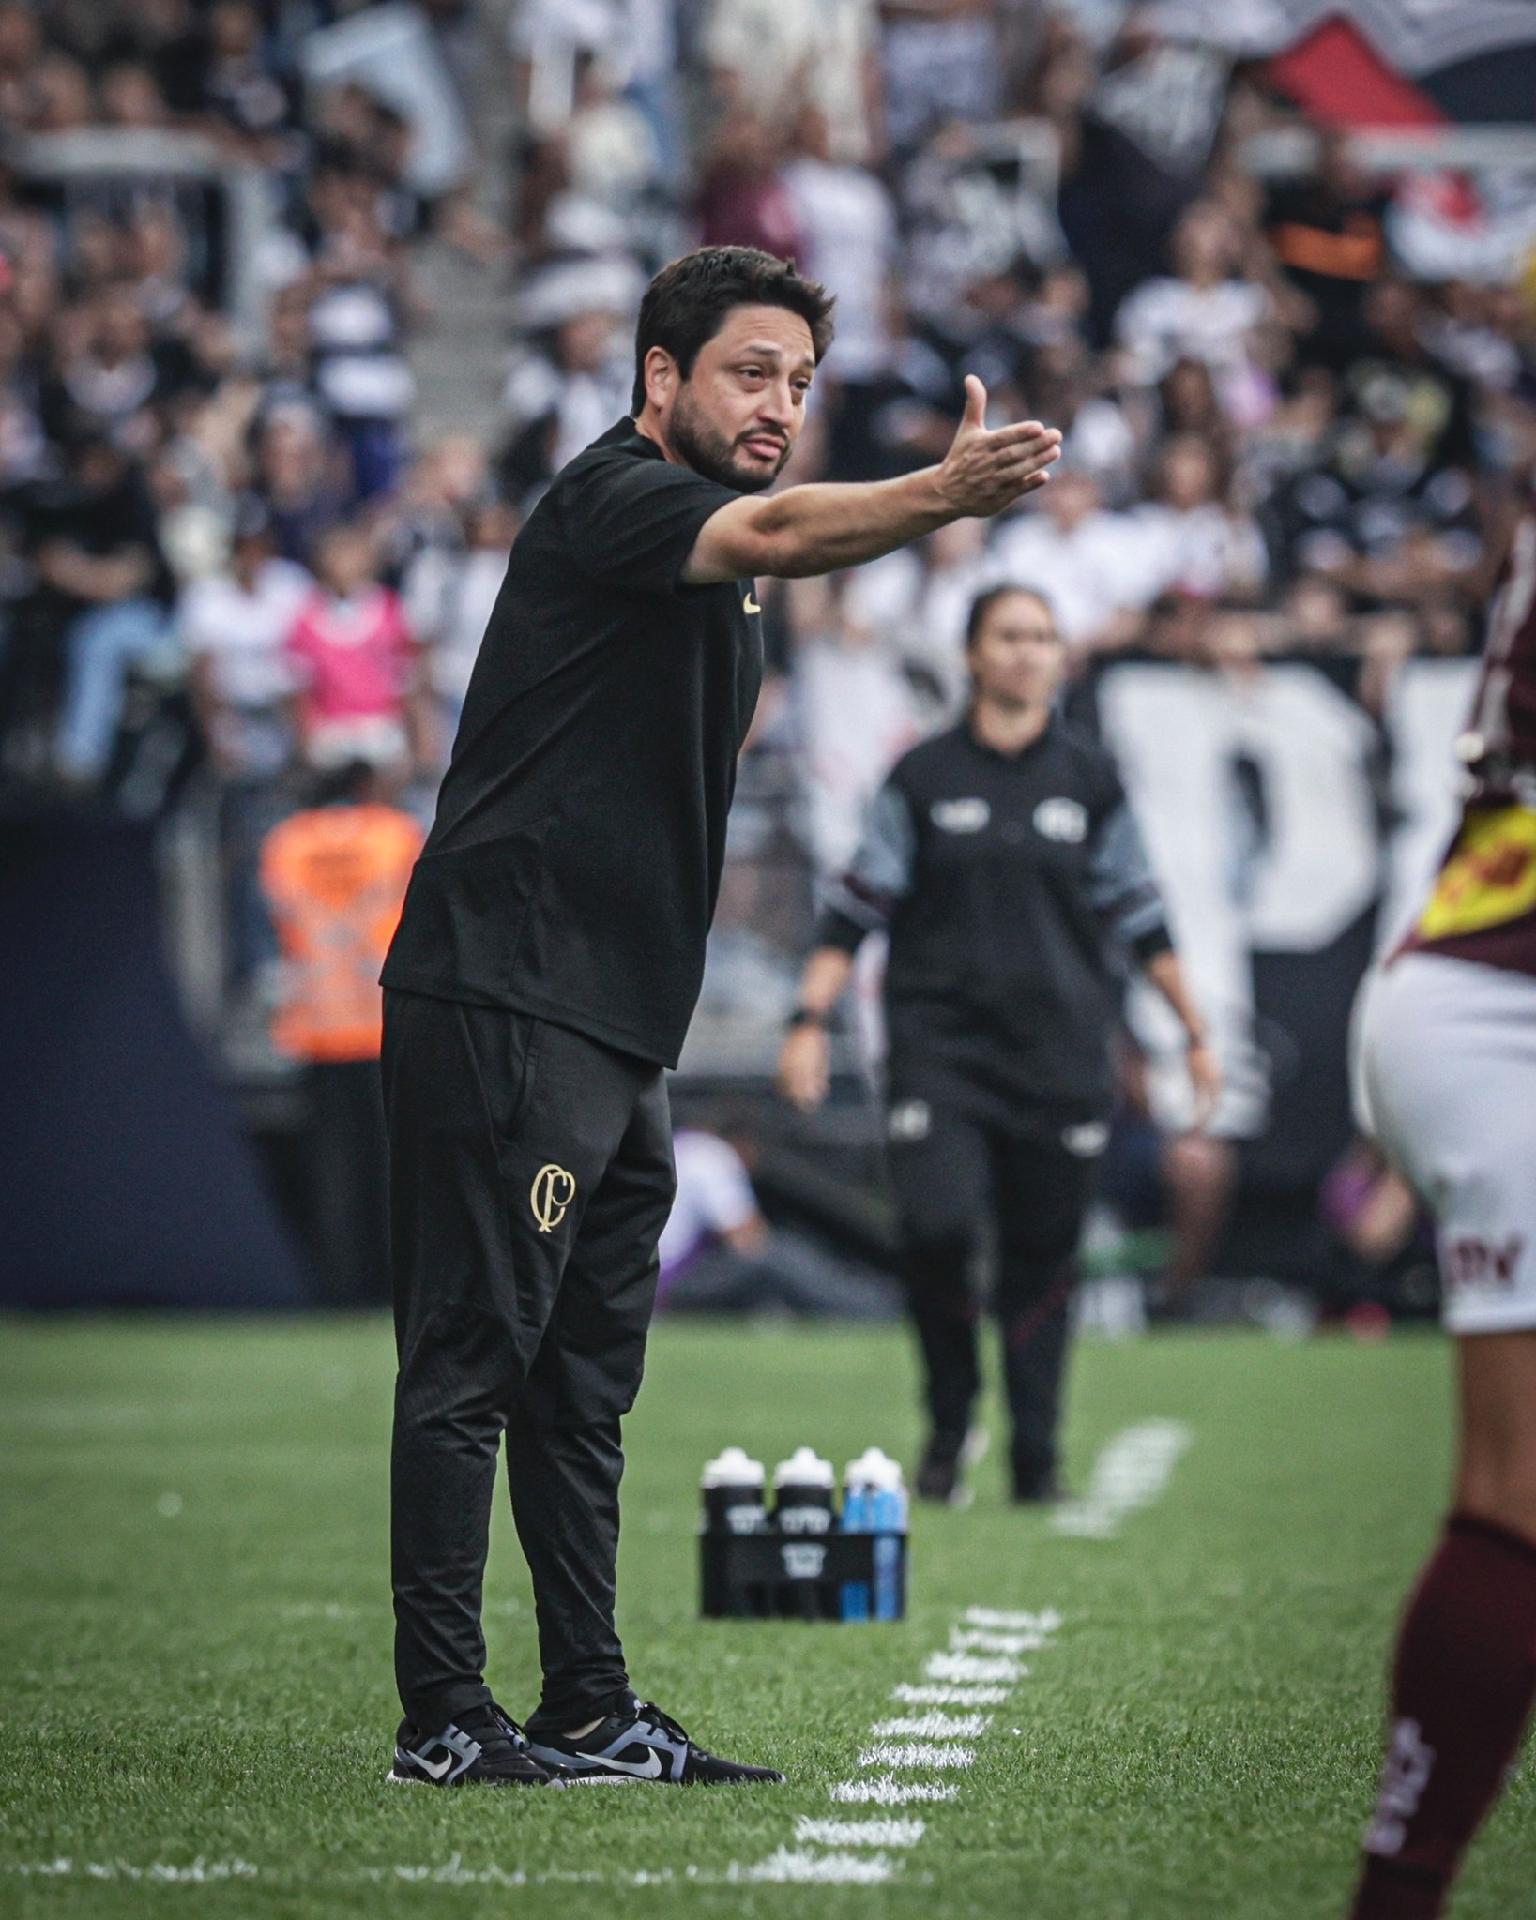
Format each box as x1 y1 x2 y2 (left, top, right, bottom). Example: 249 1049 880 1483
780 586 1217 1508
379 246 1064 1788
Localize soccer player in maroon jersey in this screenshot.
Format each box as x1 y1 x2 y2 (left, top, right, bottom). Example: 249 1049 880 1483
1350 514 1536 1916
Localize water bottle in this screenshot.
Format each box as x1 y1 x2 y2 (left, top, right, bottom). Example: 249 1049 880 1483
841 1456 874 1622
771 1446 836 1536
863 1449 908 1622
772 1446 836 1619
699 1447 768 1618
700 1446 769 1537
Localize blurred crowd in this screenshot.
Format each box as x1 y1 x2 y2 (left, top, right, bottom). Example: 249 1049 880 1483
0 0 1533 996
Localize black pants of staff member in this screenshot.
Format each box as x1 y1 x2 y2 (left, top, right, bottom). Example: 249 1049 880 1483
382 990 674 1736
888 1099 1098 1492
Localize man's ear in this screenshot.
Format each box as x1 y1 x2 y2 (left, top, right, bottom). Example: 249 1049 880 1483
644 345 678 411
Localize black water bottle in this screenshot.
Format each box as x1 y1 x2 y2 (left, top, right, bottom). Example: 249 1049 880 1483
699 1446 768 1617
772 1446 836 1619
701 1446 769 1536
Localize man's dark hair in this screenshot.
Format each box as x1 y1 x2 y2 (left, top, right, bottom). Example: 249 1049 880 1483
964 584 1057 648
631 247 835 412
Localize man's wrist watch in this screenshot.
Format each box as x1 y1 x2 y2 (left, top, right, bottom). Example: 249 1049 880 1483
785 1006 828 1032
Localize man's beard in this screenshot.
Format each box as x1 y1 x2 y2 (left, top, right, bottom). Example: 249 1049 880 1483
670 387 789 494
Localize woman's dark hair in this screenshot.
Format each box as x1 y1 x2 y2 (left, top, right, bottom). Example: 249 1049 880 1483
630 247 835 412
963 583 1057 648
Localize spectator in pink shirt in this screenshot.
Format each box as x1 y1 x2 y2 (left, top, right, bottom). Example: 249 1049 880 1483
284 522 428 774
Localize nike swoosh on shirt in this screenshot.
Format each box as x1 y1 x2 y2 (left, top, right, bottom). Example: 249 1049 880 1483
742 593 761 614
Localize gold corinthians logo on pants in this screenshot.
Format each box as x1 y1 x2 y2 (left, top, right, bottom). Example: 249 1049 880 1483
530 1163 576 1234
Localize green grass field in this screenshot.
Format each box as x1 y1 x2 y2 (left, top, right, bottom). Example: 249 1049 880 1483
2 1318 1531 1920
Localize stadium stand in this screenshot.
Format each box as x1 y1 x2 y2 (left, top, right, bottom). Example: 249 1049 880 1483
2 0 1533 1311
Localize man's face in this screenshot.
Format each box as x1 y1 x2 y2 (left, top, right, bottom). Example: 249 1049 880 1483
968 594 1065 709
657 304 815 494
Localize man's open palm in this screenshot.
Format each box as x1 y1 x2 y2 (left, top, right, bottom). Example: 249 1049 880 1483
936 375 1062 519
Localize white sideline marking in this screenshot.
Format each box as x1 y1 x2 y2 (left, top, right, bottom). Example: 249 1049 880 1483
923 1652 1025 1684
728 1849 896 1885
756 1599 1063 1879
794 1819 925 1849
891 1683 1010 1706
10 1859 259 1884
948 1628 1046 1655
858 1742 975 1770
1052 1420 1192 1540
363 1858 675 1888
963 1607 1063 1632
870 1713 990 1739
829 1778 959 1806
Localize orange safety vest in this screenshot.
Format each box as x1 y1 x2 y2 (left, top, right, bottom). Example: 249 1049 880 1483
260 804 424 1063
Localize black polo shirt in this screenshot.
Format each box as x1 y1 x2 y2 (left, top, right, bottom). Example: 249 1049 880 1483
818 717 1172 1126
382 419 761 1067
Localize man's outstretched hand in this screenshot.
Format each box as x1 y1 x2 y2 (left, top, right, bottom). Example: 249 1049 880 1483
935 376 1062 519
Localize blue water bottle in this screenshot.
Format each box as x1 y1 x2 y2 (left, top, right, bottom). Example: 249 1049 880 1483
865 1450 908 1622
840 1456 874 1622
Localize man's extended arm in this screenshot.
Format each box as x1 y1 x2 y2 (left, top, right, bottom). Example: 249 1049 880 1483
684 376 1061 584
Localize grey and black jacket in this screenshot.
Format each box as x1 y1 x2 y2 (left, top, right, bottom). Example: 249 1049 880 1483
815 716 1172 1125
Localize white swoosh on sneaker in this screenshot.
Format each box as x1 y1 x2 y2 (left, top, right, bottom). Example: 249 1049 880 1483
593 1749 663 1779
415 1751 455 1780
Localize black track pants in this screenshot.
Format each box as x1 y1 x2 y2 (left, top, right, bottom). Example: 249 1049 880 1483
383 990 674 1733
888 1101 1097 1485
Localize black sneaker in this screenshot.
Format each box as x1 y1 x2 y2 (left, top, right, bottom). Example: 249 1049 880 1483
915 1425 986 1507
389 1701 564 1788
1011 1466 1067 1506
526 1700 784 1786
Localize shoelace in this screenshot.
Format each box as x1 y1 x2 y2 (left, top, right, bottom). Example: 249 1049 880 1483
462 1702 530 1753
633 1702 697 1752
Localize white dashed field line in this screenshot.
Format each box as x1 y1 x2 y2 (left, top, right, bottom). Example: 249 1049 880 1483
949 1626 1049 1653
890 1682 1010 1706
719 1601 1062 1885
1052 1420 1192 1540
963 1607 1061 1630
828 1778 959 1806
729 1850 897 1885
857 1742 977 1770
923 1651 1026 1684
794 1819 925 1849
870 1713 991 1739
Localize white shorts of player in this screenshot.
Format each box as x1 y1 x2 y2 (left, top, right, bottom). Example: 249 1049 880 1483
1356 952 1536 1336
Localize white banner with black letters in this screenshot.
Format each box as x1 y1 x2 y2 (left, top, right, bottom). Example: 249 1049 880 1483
1087 654 1476 1189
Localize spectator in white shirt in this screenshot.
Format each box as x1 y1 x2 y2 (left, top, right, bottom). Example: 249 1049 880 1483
658 1125 896 1318
183 502 310 785
792 572 923 875
1115 200 1270 392
403 497 521 759
511 0 680 180
782 105 897 386
987 468 1160 652
703 0 882 165
841 519 994 719
181 501 312 983
1131 433 1268 602
499 258 640 496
